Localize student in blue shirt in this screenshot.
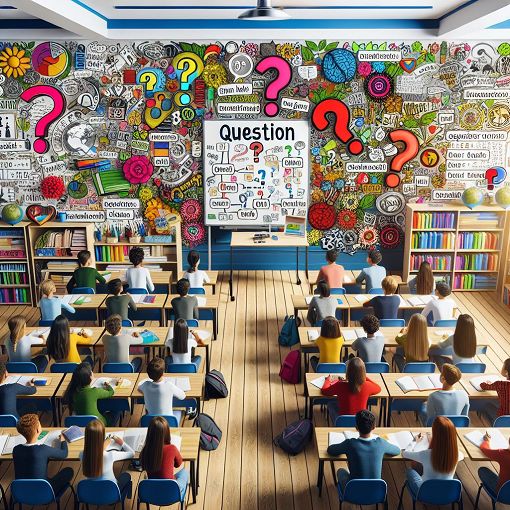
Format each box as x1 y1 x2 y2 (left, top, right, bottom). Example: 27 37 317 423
356 250 386 292
39 280 75 322
363 276 400 320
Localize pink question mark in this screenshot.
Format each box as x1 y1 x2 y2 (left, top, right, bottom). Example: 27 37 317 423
20 85 66 154
255 56 292 117
249 141 263 162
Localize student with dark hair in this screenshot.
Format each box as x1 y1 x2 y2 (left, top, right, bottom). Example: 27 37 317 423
0 361 36 418
307 280 338 325
328 410 400 489
105 278 137 321
46 314 93 364
352 315 384 363
480 358 510 423
183 250 210 289
167 318 205 370
103 314 143 372
171 278 198 321
66 250 105 294
140 416 188 499
363 276 400 320
409 261 435 295
421 281 455 326
309 316 344 370
355 250 387 292
321 357 381 423
317 249 345 289
126 247 154 293
393 313 430 370
13 414 74 496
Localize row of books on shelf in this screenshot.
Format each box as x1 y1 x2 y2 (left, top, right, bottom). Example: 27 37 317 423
455 253 498 271
94 245 170 263
412 212 455 229
453 274 497 290
410 254 451 271
458 212 502 229
102 264 163 272
411 232 455 250
0 271 28 285
0 228 24 238
0 248 25 258
456 231 499 250
34 229 87 257
0 288 29 303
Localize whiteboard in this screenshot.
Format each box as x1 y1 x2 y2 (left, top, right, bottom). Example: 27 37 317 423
203 120 309 226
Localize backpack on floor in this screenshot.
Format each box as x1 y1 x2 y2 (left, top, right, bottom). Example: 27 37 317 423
205 370 228 399
279 349 301 384
278 315 301 346
273 419 313 455
194 413 222 451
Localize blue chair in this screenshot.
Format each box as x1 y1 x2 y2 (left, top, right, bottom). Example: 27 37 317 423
475 479 510 509
38 320 53 327
398 479 463 510
334 415 356 427
50 362 78 373
315 319 323 327
368 288 384 294
103 363 134 373
6 362 37 373
316 363 346 373
72 287 95 294
190 287 213 322
365 362 390 373
138 479 187 510
338 479 388 509
403 362 436 373
64 415 98 427
76 479 131 510
425 415 470 427
166 363 198 374
11 479 73 510
189 287 205 295
0 415 17 426
433 319 458 327
140 414 180 428
331 288 346 295
379 319 405 327
494 415 510 427
455 362 486 373
186 319 200 327
129 288 148 294
122 319 134 327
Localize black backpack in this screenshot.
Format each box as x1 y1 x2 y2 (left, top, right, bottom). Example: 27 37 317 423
273 419 313 455
194 413 222 451
205 370 228 399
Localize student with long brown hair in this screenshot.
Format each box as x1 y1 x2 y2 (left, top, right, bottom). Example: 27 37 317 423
403 416 464 494
140 416 188 498
310 316 344 371
409 261 435 295
81 419 134 496
321 356 381 423
393 313 430 371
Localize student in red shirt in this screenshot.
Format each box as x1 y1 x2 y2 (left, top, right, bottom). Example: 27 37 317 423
321 356 381 424
478 431 510 496
480 358 510 424
140 416 188 499
317 249 345 290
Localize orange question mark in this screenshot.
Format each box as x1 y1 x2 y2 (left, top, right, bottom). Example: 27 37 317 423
387 129 419 188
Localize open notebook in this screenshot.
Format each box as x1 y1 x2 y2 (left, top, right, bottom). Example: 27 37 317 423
108 428 182 453
138 377 191 392
307 330 320 342
464 429 508 450
0 375 48 386
131 294 157 304
60 295 91 305
469 375 506 392
395 374 442 392
386 431 430 451
91 377 132 389
407 296 434 306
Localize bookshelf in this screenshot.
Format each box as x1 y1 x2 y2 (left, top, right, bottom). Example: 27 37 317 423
93 219 182 280
27 222 96 296
0 221 33 305
403 203 509 292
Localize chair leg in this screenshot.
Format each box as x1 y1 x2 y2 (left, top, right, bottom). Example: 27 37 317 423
474 484 483 510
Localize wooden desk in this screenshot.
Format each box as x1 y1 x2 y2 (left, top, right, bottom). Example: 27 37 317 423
459 374 501 399
165 294 220 339
308 270 357 293
229 231 308 301
457 428 510 461
399 294 460 316
291 295 350 325
98 294 168 326
57 294 107 322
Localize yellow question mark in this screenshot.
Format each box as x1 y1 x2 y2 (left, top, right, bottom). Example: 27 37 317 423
139 71 158 91
172 52 204 106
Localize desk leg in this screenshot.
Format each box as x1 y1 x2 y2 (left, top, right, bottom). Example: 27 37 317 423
229 245 235 301
305 246 309 282
386 398 392 427
205 344 210 373
51 397 57 426
296 247 301 285
317 460 324 496
190 460 197 503
212 284 216 295
197 449 201 489
213 310 218 340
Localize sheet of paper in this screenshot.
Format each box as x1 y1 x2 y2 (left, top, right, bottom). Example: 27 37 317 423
31 328 50 339
71 328 94 337
3 435 25 454
464 429 508 450
41 430 62 448
387 431 414 450
344 431 361 439
342 330 357 341
91 377 130 389
131 294 146 304
470 375 505 392
328 432 346 446
196 296 206 307
354 328 365 337
420 295 434 304
407 297 424 306
395 376 418 393
310 376 326 389
123 428 147 452
1 375 20 386
355 295 372 303
398 296 407 306
171 434 182 451
414 375 439 391
305 296 312 305
0 435 8 455
434 330 454 337
307 330 319 342
168 377 191 392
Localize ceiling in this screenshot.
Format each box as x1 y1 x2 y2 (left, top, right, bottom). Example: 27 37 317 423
3 0 510 39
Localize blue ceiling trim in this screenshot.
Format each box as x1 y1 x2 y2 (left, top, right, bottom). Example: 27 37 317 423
438 0 478 21
0 18 58 28
114 4 434 10
107 18 439 29
71 0 108 21
488 19 510 28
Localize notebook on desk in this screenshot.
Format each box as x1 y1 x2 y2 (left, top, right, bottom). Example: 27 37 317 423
395 374 442 392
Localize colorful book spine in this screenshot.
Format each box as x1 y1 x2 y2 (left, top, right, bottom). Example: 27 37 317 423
410 254 452 271
413 212 455 229
412 232 455 250
0 288 29 303
95 245 130 262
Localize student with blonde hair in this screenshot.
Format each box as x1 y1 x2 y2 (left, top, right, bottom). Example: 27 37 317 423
39 279 75 322
393 313 430 371
363 276 400 320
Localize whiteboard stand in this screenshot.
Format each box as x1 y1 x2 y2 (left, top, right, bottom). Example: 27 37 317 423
208 226 212 271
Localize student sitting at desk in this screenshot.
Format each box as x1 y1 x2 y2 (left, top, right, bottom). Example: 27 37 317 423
408 261 435 295
183 250 210 289
363 276 400 320
13 414 74 496
140 416 188 499
105 278 137 322
403 416 464 494
307 280 338 326
102 314 143 372
478 431 510 497
126 246 155 293
316 249 344 289
309 316 344 371
355 249 386 292
46 315 93 365
39 279 75 322
480 358 510 423
351 315 384 363
171 278 199 321
327 410 400 490
421 281 455 326
321 357 381 423
6 315 48 373
393 314 430 371
0 361 36 418
166 318 204 370
66 250 106 294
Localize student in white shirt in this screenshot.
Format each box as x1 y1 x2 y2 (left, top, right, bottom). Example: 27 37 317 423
403 416 464 496
125 247 154 293
420 282 455 326
138 357 186 417
183 250 210 289
166 318 205 370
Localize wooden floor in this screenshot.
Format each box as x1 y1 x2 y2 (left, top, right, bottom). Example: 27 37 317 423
0 270 508 509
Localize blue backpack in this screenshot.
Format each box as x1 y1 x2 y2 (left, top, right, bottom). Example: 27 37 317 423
278 315 301 346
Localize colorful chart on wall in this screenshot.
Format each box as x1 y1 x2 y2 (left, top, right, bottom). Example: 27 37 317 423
203 120 309 226
31 42 71 78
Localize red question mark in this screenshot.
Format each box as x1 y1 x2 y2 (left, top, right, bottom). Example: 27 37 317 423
256 56 292 117
312 98 364 155
249 141 263 162
387 129 419 188
20 85 66 154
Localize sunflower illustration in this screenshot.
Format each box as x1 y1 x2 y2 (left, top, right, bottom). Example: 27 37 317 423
0 46 30 78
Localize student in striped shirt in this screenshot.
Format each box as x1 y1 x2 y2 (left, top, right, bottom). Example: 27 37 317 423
481 358 510 424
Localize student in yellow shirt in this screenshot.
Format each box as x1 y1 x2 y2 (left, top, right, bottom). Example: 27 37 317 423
46 315 94 365
310 316 344 371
